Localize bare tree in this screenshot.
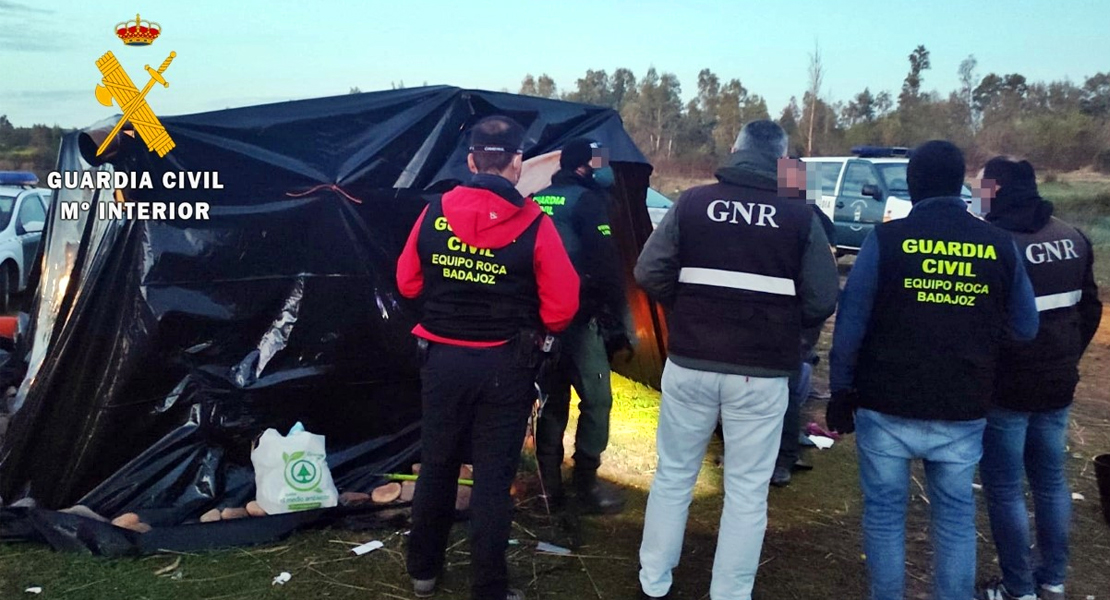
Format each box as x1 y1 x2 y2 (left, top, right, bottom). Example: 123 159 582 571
958 55 979 132
806 41 825 156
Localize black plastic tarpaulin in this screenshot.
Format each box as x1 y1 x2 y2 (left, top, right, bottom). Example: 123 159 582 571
0 86 662 540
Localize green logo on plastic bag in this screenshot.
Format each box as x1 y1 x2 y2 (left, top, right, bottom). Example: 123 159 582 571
283 451 322 492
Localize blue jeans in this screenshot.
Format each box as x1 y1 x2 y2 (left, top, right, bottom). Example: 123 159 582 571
777 361 813 469
980 407 1071 595
855 409 986 600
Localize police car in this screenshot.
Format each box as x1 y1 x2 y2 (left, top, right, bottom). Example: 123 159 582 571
646 187 673 229
0 172 50 312
802 147 977 254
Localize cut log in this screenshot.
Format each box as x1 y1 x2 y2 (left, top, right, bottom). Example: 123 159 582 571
111 513 140 528
372 482 402 504
246 501 267 517
455 485 472 511
400 480 416 502
125 522 152 534
339 491 371 506
200 508 222 523
221 507 249 520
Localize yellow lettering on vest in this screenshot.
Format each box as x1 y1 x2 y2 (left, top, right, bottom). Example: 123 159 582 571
903 239 918 254
434 217 452 232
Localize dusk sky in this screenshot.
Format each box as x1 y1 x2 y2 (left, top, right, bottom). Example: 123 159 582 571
2 0 1108 128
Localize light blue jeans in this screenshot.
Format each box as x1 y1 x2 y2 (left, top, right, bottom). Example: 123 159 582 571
855 409 986 600
640 360 787 600
980 407 1071 596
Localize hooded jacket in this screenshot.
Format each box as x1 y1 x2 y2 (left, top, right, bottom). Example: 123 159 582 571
635 150 840 376
397 173 580 346
987 184 1102 411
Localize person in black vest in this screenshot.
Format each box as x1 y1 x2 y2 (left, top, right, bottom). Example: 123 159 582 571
396 115 580 600
772 158 840 487
533 137 630 514
827 141 1040 600
975 157 1102 600
635 120 839 600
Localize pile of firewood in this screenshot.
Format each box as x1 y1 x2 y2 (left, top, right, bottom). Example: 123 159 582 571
56 463 494 532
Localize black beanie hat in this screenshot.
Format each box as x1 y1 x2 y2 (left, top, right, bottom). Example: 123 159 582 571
468 115 525 154
560 138 597 170
908 140 965 203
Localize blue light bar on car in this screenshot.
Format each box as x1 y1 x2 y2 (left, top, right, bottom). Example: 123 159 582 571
0 171 39 186
851 146 911 158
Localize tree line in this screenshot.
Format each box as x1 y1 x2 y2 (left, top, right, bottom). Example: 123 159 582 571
4 47 1109 180
520 45 1110 175
0 117 66 178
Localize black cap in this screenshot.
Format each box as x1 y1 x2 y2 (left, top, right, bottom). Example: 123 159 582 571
468 116 525 154
908 140 965 203
560 137 601 170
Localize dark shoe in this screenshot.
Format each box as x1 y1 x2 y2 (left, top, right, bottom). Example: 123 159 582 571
770 465 792 487
412 577 437 598
792 459 814 472
537 459 565 511
573 469 625 514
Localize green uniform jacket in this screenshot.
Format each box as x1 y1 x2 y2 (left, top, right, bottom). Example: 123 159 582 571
533 169 625 322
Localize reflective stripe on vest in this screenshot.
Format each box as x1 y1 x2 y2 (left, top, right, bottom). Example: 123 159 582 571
678 267 797 296
1035 290 1082 312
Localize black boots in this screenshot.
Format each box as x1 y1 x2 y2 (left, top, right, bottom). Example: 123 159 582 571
573 468 625 515
537 458 565 511
538 463 625 515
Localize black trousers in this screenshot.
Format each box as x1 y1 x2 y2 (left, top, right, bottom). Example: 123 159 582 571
406 341 537 600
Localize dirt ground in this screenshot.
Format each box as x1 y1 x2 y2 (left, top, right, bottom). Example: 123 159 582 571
1 298 1109 599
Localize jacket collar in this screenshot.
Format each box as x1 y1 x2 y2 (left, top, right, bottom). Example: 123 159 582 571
468 173 525 207
985 186 1054 233
714 150 777 192
551 167 599 190
910 196 968 214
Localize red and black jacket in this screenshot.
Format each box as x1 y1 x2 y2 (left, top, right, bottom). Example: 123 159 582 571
396 174 580 346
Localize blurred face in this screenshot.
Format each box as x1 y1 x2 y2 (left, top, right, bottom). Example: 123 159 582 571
778 157 806 191
777 157 821 203
971 167 999 213
589 147 610 170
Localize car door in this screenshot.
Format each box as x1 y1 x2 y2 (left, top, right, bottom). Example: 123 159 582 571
808 160 844 224
15 192 47 290
834 160 885 250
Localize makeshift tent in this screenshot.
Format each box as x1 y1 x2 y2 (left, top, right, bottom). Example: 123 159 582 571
0 87 664 546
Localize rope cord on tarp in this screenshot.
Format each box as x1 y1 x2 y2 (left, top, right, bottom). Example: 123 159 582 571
285 183 363 204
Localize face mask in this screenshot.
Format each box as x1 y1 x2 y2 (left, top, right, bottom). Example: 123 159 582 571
592 166 615 189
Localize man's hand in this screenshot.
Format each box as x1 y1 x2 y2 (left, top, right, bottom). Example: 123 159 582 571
826 389 858 435
596 313 632 361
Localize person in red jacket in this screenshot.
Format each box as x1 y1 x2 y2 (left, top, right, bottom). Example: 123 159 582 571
397 115 579 600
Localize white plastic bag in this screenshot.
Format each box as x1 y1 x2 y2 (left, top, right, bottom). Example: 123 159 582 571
251 422 338 514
